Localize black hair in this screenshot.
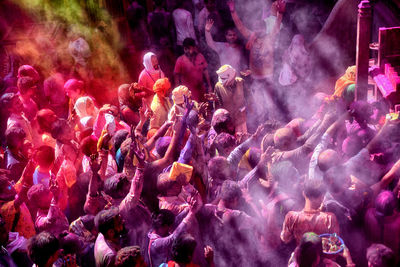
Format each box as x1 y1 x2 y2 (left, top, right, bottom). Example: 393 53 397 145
224 26 237 35
104 174 130 199
303 179 326 199
152 209 175 229
183 38 196 48
220 180 242 203
294 232 322 267
17 76 36 94
51 119 71 141
214 132 236 155
28 232 60 267
115 246 143 267
27 184 50 205
208 156 229 181
5 126 26 149
171 233 197 264
95 207 120 235
80 215 96 232
211 109 233 134
366 243 395 267
112 129 129 152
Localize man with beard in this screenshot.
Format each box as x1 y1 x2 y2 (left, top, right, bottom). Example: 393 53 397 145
138 52 165 106
205 20 245 74
228 0 288 122
94 207 126 267
174 38 212 102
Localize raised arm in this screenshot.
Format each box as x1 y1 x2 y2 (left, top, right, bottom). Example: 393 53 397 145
227 0 253 39
205 19 217 51
120 139 146 213
371 158 400 197
269 0 285 38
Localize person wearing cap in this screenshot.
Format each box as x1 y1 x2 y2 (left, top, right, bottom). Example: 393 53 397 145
150 78 173 131
214 64 247 135
168 85 197 122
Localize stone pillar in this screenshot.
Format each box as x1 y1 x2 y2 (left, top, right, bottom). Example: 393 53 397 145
355 0 372 101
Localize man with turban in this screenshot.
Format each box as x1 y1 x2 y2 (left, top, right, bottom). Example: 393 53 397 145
214 65 247 134
168 85 195 121
150 78 172 131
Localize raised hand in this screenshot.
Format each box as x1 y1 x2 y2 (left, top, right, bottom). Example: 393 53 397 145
89 153 101 173
184 95 195 113
227 0 235 12
21 158 36 186
49 178 60 201
259 146 274 165
205 19 214 32
187 191 202 213
130 136 146 167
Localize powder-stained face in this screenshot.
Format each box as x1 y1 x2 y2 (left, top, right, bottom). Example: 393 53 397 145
225 30 238 44
184 46 196 57
151 55 160 70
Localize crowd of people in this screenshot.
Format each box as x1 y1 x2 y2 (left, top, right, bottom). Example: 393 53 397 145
1 0 400 266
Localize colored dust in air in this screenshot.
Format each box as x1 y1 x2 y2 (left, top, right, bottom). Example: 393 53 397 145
8 0 129 104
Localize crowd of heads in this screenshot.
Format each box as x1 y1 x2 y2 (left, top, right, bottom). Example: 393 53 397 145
1 0 400 267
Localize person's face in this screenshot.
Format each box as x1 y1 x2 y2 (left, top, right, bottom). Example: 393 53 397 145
184 46 196 57
86 100 96 117
225 30 237 44
151 56 159 70
66 88 80 100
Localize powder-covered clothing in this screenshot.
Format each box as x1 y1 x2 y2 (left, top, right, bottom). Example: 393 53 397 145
150 95 172 130
35 201 69 235
0 200 35 239
281 209 340 245
214 77 246 132
94 233 118 267
174 53 208 102
172 8 196 46
147 211 190 267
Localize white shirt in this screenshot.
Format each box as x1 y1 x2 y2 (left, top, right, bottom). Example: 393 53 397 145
172 8 197 45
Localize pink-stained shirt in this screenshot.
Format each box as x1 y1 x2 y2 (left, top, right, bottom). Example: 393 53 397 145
281 209 340 245
138 69 165 92
174 53 207 102
94 233 118 267
35 200 69 235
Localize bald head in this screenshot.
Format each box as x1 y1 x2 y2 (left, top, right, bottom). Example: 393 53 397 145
274 127 296 150
317 149 340 172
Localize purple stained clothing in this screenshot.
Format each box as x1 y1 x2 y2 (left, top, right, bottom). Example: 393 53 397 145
35 200 69 235
32 168 54 188
147 211 190 267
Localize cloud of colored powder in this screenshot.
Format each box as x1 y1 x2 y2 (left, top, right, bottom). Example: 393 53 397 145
8 0 129 104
